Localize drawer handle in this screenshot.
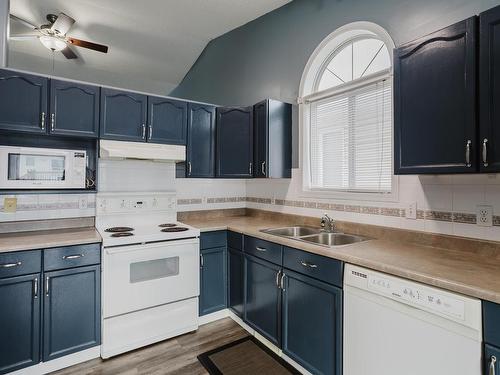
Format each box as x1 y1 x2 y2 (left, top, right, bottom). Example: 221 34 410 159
465 139 472 167
280 272 286 291
33 278 38 299
491 355 497 375
300 260 318 269
0 261 22 268
45 276 50 297
63 254 84 260
255 246 267 252
483 138 489 167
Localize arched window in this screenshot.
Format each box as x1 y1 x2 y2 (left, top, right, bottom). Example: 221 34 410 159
300 22 395 196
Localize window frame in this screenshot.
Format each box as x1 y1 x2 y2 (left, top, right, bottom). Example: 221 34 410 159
298 22 398 202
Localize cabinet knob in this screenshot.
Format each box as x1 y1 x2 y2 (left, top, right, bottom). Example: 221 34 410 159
483 138 489 167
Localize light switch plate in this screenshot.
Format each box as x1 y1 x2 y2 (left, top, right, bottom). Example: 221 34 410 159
406 202 417 220
477 205 493 227
4 197 17 213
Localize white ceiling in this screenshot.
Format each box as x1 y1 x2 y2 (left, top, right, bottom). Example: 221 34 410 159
7 0 290 95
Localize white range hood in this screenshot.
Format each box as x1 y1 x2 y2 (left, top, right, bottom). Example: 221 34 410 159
99 140 185 162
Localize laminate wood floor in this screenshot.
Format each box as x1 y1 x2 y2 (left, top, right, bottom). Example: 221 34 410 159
53 318 248 375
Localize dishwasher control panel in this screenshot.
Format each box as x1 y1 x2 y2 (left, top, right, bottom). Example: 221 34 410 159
367 274 465 320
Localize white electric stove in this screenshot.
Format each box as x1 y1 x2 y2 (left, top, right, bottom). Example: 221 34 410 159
95 192 200 359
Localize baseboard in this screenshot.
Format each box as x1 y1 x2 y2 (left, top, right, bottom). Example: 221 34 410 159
199 309 230 325
9 346 101 375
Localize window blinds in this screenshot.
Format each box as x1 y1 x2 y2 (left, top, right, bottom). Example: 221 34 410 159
309 78 392 193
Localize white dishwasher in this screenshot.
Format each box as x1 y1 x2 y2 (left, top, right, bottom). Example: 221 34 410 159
344 264 482 375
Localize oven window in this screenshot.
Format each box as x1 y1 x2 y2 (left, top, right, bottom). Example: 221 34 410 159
130 257 179 283
8 153 66 181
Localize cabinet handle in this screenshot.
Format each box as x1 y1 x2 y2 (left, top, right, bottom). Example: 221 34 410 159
33 278 38 299
62 254 84 260
465 140 472 167
200 254 204 268
275 270 281 288
483 138 489 167
142 124 146 139
280 272 286 290
51 113 55 131
0 261 21 268
148 125 153 140
188 162 192 176
45 276 50 297
261 161 266 176
490 355 497 375
41 112 45 130
249 162 253 175
255 246 267 252
300 260 318 269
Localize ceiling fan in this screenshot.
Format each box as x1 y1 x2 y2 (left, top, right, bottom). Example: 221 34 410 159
9 12 109 59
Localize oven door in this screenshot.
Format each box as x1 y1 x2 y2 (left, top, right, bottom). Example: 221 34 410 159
103 238 199 318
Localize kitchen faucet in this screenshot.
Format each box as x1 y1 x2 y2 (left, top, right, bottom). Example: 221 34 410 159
320 213 335 232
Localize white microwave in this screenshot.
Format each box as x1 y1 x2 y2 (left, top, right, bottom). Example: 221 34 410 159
0 146 87 189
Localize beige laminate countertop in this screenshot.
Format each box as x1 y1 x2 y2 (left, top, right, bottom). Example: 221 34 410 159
184 215 500 304
0 227 102 253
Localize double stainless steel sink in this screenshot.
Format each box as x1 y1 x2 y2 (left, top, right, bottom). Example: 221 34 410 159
260 226 369 247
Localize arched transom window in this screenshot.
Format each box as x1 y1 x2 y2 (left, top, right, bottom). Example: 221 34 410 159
300 23 395 196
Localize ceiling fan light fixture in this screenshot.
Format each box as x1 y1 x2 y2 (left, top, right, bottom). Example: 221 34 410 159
39 35 66 51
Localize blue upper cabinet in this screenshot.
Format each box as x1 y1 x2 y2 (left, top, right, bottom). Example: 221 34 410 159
100 88 147 142
216 106 253 178
147 96 187 145
480 5 500 172
394 17 478 174
186 103 216 178
0 273 41 375
0 69 48 134
253 99 292 178
49 80 99 138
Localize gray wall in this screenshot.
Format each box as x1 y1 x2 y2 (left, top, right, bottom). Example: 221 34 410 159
172 0 500 106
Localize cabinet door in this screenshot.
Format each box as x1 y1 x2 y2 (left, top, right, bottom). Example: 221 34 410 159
0 274 40 374
49 80 99 138
148 96 187 145
43 265 100 361
282 270 342 375
244 255 281 346
0 69 48 134
228 247 244 317
187 103 216 177
485 345 500 375
254 100 268 178
480 6 500 172
200 247 227 316
216 106 253 178
100 88 147 142
394 17 477 174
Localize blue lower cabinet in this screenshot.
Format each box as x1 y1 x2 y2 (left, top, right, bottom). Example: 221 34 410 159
282 270 342 375
0 273 41 375
244 255 282 346
200 247 227 316
228 247 244 317
43 265 101 362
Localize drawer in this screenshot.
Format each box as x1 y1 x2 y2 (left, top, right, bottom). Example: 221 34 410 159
283 246 343 287
0 250 41 278
484 301 500 346
200 231 227 249
44 243 101 271
228 231 243 251
244 236 282 265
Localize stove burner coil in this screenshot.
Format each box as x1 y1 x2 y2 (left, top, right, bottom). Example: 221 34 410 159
111 232 134 237
158 223 177 228
161 227 189 232
105 227 134 233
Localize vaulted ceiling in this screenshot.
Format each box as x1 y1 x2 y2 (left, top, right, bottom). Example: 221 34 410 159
7 0 290 95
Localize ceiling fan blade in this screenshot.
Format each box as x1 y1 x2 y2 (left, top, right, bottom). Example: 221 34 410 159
10 34 39 40
51 12 75 35
61 45 78 59
67 37 108 53
9 14 38 30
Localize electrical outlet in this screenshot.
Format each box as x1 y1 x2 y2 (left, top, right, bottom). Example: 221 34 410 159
406 202 417 220
477 205 493 227
3 197 17 213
